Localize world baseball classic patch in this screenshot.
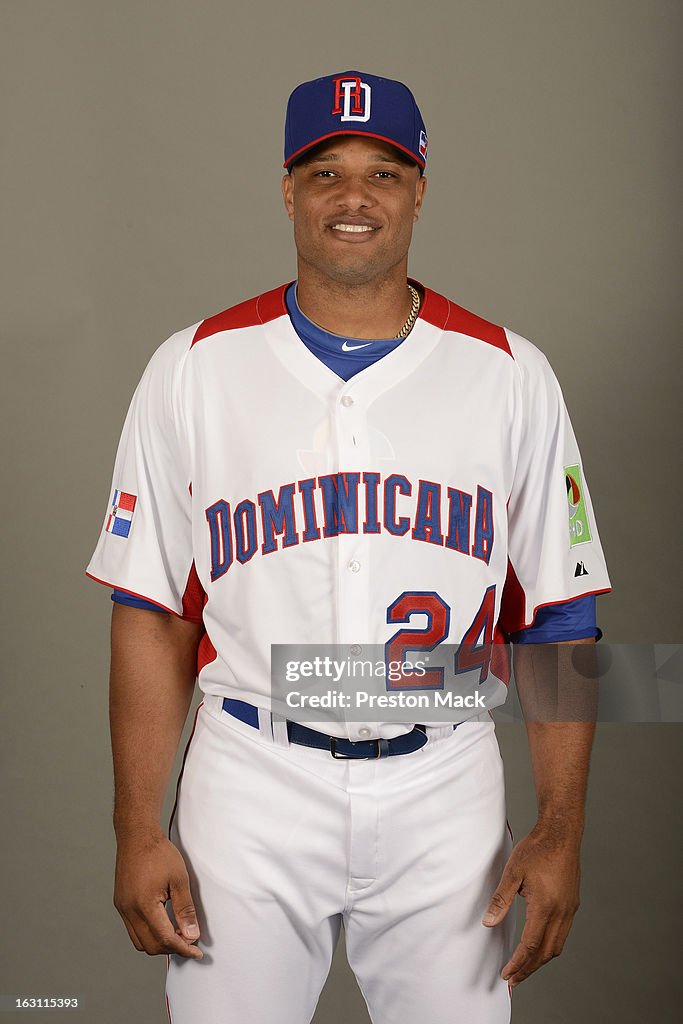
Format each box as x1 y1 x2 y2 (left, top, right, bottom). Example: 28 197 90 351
565 464 592 546
105 488 137 538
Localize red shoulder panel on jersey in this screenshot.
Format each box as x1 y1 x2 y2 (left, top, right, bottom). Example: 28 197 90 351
415 279 512 357
191 283 291 347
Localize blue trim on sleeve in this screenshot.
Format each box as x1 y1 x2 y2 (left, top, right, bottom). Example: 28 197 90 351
509 594 600 644
111 589 168 613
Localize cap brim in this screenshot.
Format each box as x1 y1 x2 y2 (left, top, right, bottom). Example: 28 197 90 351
284 130 425 172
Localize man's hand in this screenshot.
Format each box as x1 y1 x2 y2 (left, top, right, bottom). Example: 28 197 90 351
482 824 581 986
114 832 203 960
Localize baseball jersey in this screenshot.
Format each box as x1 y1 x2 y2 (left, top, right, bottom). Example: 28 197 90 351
87 280 611 739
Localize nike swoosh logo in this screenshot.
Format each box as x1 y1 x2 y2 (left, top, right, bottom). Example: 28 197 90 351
342 341 373 351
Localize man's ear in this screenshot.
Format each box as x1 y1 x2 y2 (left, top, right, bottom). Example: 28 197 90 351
413 174 427 222
281 172 295 221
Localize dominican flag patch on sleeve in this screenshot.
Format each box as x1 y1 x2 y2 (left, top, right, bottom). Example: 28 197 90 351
105 488 137 538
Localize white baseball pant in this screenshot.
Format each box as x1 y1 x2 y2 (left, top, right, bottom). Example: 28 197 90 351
165 695 515 1023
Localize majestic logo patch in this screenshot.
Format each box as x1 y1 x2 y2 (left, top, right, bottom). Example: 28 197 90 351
106 488 137 538
331 75 372 122
574 560 589 577
565 465 592 547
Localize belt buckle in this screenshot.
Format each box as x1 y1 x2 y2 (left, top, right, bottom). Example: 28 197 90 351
329 736 351 759
329 736 381 759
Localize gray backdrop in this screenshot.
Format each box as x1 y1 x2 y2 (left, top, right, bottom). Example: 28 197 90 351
2 1 681 1021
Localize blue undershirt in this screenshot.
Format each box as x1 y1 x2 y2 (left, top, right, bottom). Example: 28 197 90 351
284 281 406 380
112 284 600 642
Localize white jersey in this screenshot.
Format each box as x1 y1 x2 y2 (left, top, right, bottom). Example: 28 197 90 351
86 281 611 739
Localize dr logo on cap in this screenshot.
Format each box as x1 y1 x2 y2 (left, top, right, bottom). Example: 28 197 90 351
284 70 428 173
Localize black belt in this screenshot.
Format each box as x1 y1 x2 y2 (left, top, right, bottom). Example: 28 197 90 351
287 720 429 758
222 698 456 759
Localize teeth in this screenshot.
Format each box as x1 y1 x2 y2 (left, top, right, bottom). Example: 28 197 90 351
332 224 375 232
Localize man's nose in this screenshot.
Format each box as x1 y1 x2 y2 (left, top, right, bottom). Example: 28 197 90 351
334 175 374 209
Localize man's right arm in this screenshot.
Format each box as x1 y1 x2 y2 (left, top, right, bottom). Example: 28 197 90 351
109 602 205 959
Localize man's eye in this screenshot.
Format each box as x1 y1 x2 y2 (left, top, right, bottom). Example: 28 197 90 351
315 170 336 178
374 171 396 179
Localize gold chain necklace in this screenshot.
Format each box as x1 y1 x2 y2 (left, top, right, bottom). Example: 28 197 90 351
394 284 421 339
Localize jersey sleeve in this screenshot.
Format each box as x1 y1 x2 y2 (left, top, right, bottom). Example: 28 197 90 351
111 588 170 613
498 332 611 635
86 331 196 616
506 594 601 643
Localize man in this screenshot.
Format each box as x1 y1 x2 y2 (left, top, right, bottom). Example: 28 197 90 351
87 71 611 1023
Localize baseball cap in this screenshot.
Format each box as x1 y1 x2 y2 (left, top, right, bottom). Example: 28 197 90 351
284 71 428 174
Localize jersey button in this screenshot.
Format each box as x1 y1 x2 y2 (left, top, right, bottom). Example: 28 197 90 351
341 395 354 407
350 644 362 656
358 727 372 738
348 559 361 573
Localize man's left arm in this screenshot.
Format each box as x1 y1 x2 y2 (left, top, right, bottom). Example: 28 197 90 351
482 636 597 987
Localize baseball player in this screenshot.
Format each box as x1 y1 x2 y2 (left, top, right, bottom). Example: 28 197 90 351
87 71 611 1023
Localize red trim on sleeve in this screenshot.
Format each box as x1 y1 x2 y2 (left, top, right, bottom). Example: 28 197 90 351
191 284 290 347
88 564 217 675
414 278 512 357
497 558 612 634
85 571 181 618
521 588 612 631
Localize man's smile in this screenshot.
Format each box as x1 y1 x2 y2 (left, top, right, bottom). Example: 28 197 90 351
330 223 376 232
327 221 380 242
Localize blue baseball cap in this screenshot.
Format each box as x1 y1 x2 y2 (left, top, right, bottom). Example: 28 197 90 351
284 71 428 174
